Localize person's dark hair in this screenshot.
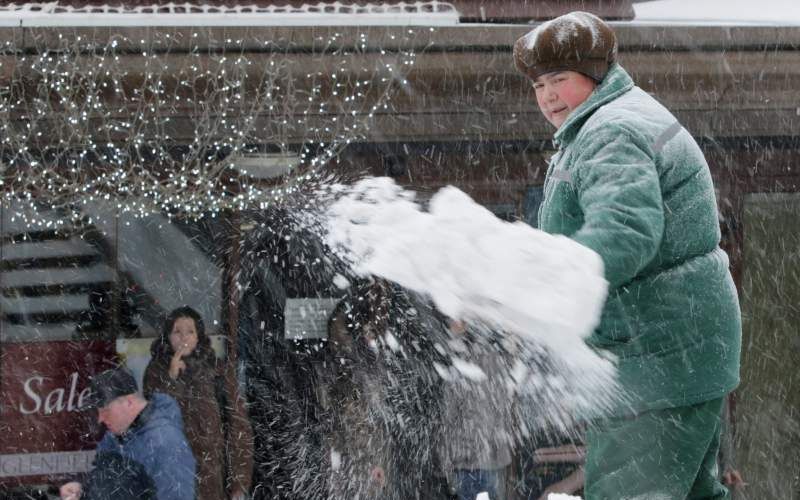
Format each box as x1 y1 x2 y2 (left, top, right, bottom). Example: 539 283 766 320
150 306 215 363
326 280 376 344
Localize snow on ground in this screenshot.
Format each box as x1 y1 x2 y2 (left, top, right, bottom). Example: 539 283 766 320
325 177 618 412
633 0 800 25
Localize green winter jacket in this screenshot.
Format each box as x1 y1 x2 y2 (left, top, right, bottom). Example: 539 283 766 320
538 63 741 414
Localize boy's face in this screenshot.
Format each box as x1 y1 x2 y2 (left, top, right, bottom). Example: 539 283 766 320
533 71 597 129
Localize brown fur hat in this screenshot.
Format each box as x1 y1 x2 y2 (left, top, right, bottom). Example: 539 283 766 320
513 11 617 82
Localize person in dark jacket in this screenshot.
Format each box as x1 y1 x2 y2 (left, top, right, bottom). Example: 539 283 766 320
513 11 741 500
324 284 393 500
144 306 254 500
59 367 196 500
81 451 156 500
436 319 513 500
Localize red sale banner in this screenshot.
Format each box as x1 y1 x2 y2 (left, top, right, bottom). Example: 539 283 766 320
0 340 116 485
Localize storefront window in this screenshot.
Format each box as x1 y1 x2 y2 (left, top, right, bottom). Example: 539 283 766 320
0 2 798 499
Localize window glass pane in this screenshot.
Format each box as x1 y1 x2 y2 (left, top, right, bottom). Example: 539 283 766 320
1 200 116 479
737 193 800 499
1 201 115 343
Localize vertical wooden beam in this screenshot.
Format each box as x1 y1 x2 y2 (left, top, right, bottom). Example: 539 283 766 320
224 211 241 365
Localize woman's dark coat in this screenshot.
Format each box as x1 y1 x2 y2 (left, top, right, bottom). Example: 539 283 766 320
144 352 254 500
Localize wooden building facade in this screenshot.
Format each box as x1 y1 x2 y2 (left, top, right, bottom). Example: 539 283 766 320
0 2 797 497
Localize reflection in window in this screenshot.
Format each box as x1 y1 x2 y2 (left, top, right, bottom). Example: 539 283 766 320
1 201 114 343
1 201 225 344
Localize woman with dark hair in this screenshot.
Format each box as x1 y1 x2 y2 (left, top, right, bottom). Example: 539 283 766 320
143 306 254 500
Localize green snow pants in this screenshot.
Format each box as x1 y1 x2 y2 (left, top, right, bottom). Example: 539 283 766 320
584 397 730 500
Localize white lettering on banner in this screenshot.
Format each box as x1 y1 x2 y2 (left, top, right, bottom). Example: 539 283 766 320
0 451 95 477
44 387 65 415
20 376 44 415
19 372 91 415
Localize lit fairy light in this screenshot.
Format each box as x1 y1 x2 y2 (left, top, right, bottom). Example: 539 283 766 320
0 29 421 226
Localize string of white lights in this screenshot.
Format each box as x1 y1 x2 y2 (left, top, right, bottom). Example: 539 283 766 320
0 27 422 227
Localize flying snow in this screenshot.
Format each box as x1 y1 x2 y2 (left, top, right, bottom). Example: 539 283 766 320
324 176 620 417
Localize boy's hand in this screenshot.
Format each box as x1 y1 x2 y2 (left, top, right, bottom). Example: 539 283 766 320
722 468 746 489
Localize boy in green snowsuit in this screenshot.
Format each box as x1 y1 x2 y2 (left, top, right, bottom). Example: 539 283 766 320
513 12 742 499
